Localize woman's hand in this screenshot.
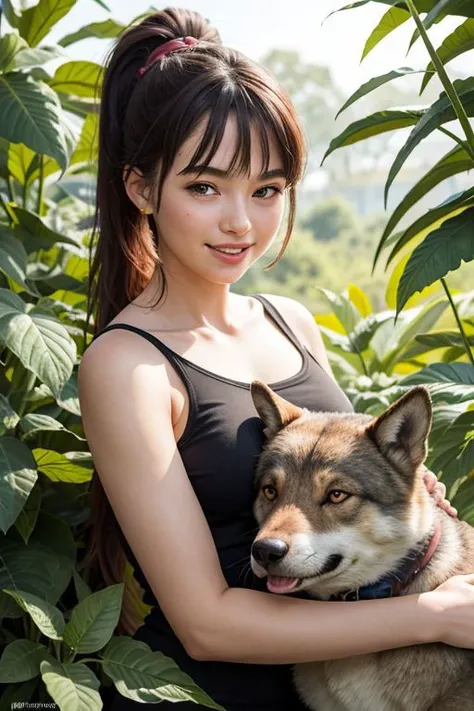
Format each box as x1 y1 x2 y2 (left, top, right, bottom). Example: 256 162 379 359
423 468 457 518
424 574 474 648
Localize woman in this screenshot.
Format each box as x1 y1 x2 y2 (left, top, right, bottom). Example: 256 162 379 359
78 7 474 710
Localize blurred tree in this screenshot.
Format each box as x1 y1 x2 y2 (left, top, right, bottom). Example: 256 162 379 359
302 195 361 242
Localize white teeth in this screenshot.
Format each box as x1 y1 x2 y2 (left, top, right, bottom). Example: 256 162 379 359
213 247 245 254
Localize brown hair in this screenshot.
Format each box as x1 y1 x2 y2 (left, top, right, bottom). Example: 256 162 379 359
82 7 306 635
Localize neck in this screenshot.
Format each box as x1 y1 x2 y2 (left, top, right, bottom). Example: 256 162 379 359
333 520 442 602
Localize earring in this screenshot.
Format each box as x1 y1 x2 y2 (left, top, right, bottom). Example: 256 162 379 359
140 206 152 215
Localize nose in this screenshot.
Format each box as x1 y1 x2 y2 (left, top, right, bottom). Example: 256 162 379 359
220 197 251 236
252 538 289 568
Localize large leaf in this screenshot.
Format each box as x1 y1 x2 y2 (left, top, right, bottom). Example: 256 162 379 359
8 142 60 188
361 6 410 61
0 394 20 437
8 205 82 252
0 639 52 683
14 479 41 544
102 636 225 709
48 61 103 99
58 19 125 47
386 189 474 268
374 146 474 267
397 207 474 312
63 584 123 653
316 287 360 333
421 19 474 93
322 110 423 164
0 73 72 173
384 78 474 203
71 112 99 166
408 0 454 50
0 228 29 291
3 589 65 640
12 45 66 71
18 0 78 47
336 68 426 119
41 659 102 711
33 448 93 483
0 511 75 604
0 33 29 73
428 410 474 488
0 289 77 397
0 436 37 535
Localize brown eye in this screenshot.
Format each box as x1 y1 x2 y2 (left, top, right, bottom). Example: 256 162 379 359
262 485 277 501
328 490 350 504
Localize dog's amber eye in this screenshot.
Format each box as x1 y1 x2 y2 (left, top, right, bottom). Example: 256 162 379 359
328 490 349 504
262 485 277 501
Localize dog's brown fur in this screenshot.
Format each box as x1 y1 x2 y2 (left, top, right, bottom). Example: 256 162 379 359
250 382 474 711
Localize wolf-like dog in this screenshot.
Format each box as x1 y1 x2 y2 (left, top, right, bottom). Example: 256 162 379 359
250 381 474 711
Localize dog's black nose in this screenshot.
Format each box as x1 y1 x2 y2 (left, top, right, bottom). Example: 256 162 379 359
252 538 289 567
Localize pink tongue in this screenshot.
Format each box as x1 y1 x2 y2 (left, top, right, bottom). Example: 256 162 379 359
267 575 300 594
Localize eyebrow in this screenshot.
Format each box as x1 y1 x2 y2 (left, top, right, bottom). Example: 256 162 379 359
178 165 287 181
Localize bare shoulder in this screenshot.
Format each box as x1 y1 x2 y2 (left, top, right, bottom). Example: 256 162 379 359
258 293 335 379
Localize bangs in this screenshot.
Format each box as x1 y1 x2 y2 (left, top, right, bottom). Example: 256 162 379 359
174 83 303 185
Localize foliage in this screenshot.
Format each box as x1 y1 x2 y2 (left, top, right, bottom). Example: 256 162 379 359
0 1 223 708
323 0 474 520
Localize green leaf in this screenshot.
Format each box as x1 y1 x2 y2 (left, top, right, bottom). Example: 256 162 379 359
71 113 99 165
12 45 66 71
315 287 360 333
0 289 77 397
421 19 474 93
401 362 474 385
102 636 225 709
73 569 92 603
8 143 60 188
0 511 75 605
14 480 41 544
1 0 21 28
0 73 73 173
3 589 65 640
33 448 92 483
49 60 103 99
336 68 426 119
18 0 78 47
63 584 123 653
0 436 37 535
0 639 51 683
397 207 474 313
322 110 423 164
408 0 452 50
0 394 20 437
451 474 474 524
41 659 102 711
374 146 474 267
0 33 29 73
428 410 474 487
386 188 474 268
384 77 474 203
361 6 410 61
415 331 474 351
8 205 82 252
0 228 29 291
58 18 125 47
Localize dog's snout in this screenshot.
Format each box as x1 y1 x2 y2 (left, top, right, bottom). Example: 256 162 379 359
252 538 289 567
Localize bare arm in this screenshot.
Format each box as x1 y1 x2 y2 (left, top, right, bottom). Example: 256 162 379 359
78 331 468 665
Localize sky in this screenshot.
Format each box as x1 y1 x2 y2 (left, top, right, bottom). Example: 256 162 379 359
47 0 465 97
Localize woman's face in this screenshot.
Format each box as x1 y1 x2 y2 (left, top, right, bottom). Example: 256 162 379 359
153 114 288 286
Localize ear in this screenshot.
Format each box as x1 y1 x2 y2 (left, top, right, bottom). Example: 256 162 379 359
366 386 432 472
123 166 151 212
250 380 305 439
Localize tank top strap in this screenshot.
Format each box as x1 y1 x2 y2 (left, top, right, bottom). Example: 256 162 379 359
253 293 306 356
94 324 198 434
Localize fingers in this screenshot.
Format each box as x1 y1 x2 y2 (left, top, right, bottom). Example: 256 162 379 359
433 482 447 501
423 469 438 493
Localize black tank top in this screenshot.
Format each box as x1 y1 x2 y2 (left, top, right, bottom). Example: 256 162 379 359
95 294 353 711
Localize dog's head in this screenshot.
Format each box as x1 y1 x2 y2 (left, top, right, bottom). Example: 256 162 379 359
250 382 435 596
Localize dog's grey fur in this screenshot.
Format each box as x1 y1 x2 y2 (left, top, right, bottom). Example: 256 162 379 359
250 382 474 711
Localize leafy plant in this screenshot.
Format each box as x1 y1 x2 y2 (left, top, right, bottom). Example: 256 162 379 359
0 1 222 708
324 1 474 518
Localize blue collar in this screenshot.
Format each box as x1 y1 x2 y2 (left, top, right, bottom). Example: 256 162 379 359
330 524 440 602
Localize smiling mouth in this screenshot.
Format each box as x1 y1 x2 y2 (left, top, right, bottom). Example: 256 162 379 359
266 555 346 594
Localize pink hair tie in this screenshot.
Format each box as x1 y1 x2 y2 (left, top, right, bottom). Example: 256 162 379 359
137 36 198 79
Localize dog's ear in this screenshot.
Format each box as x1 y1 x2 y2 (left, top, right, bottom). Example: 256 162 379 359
251 380 305 439
366 386 432 472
